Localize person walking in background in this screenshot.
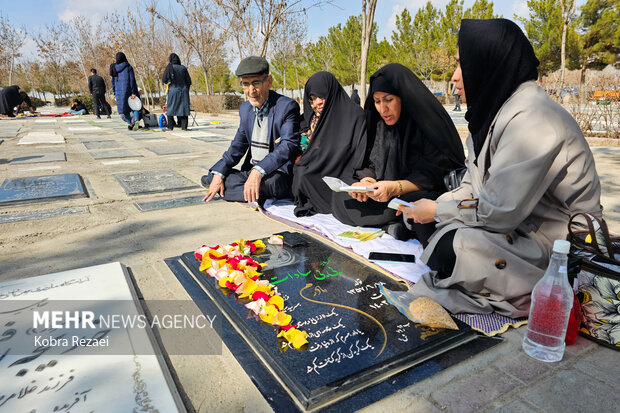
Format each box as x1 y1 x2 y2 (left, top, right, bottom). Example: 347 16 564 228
162 53 192 131
88 68 111 119
451 82 461 111
110 52 140 130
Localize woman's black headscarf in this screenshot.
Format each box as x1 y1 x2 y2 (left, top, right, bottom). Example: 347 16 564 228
293 71 367 216
110 52 129 77
459 19 539 164
116 52 128 64
360 63 465 189
163 53 181 84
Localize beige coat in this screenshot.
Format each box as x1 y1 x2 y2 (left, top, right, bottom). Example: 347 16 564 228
413 81 603 317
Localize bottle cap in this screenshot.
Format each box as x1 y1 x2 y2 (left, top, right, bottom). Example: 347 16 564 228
553 240 570 254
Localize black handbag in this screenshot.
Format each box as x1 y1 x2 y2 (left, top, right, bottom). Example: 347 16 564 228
567 212 620 350
443 167 467 191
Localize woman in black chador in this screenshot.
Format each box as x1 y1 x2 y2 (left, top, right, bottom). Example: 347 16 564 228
332 63 465 242
292 71 367 217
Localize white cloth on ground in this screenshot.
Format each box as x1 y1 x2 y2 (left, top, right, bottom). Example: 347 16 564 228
264 199 429 283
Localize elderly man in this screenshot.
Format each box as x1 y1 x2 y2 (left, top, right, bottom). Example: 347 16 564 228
202 56 301 204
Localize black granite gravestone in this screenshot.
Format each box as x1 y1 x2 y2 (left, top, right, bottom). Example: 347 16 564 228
169 233 489 411
113 170 200 195
0 173 88 205
134 195 211 211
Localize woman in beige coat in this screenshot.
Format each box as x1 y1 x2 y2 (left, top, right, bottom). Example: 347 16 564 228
403 18 603 318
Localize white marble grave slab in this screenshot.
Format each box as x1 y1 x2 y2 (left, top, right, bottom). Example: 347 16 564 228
34 119 57 123
0 262 185 412
68 126 102 131
18 133 65 145
171 131 218 138
63 118 87 123
25 131 58 136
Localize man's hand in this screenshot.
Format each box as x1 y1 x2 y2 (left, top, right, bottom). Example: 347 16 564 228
348 181 370 202
243 169 263 203
402 199 437 224
203 174 225 202
367 180 399 203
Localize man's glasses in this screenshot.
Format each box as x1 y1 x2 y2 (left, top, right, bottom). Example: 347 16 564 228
240 76 269 88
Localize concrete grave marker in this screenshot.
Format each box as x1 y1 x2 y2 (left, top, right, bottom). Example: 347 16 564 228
0 173 88 205
171 131 218 138
113 170 199 195
145 145 195 155
89 150 143 160
10 151 67 164
18 133 65 145
191 136 231 143
78 137 116 143
83 140 124 150
68 126 103 132
0 206 90 223
34 119 57 123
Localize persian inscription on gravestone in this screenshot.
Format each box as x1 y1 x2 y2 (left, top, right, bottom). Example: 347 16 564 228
178 233 477 411
134 195 210 212
0 262 185 412
113 170 200 195
0 173 88 205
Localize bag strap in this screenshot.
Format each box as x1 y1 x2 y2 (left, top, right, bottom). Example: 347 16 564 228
568 212 616 260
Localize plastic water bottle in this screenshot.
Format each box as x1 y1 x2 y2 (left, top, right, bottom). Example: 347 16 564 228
522 240 573 362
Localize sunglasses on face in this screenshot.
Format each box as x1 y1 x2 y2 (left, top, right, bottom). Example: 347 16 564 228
240 76 269 88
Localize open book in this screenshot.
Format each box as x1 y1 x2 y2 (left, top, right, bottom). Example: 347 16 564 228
387 198 413 211
322 176 374 193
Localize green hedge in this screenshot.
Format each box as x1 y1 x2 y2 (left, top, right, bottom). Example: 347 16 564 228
55 94 94 112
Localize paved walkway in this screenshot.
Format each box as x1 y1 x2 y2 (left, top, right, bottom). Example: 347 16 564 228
0 111 618 412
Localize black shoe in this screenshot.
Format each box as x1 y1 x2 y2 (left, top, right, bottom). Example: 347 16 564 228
96 115 101 119
128 123 134 130
107 115 111 119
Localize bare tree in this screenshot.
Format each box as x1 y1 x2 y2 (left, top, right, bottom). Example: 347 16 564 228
271 13 306 96
359 0 377 104
34 22 71 98
559 0 576 95
66 17 103 89
0 15 27 85
149 0 227 95
217 0 333 58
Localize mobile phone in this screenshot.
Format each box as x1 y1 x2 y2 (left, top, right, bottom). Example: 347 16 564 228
368 252 416 263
